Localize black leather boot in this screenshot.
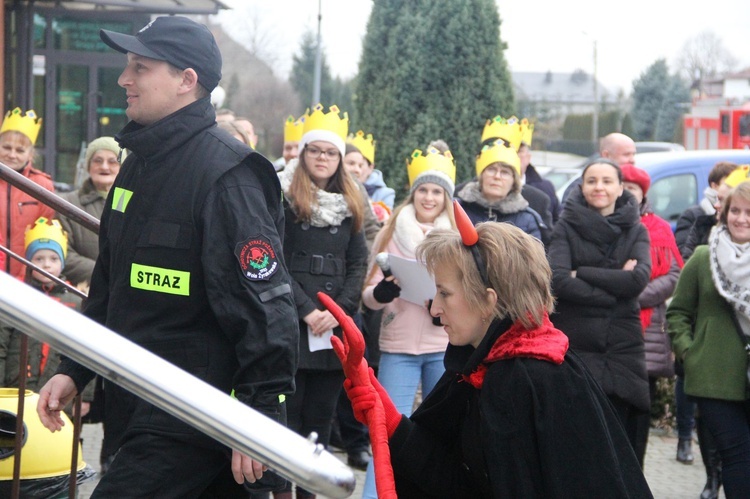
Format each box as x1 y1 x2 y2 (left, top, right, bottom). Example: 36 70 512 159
676 438 694 464
700 467 721 499
697 415 722 499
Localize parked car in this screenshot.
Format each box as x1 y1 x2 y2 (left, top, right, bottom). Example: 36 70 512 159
531 151 586 191
557 149 750 230
635 142 686 154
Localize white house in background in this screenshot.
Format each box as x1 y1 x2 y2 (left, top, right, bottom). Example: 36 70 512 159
512 70 619 124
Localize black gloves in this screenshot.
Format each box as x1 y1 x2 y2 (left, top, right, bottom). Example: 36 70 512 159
427 299 442 326
373 278 401 304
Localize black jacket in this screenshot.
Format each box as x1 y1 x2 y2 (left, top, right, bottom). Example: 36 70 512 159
388 318 653 498
58 98 299 445
674 204 704 249
284 203 368 371
525 163 561 222
548 189 651 411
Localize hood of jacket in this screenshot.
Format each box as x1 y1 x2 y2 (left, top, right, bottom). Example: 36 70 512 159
115 97 215 163
561 187 641 246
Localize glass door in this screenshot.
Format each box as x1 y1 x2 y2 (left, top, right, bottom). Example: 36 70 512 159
96 66 129 138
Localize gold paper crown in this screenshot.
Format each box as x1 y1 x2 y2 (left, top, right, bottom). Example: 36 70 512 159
476 139 521 177
24 217 68 258
0 108 42 145
302 104 348 140
725 164 750 188
346 130 376 164
520 118 534 146
481 115 522 151
407 147 456 186
284 115 304 142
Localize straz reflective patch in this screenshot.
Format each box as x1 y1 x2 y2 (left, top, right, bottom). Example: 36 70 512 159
130 263 190 296
235 234 279 281
112 187 134 213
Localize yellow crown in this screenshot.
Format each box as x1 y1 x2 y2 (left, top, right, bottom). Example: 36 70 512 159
302 104 348 141
725 164 750 188
407 147 456 186
346 130 376 164
24 217 67 258
0 108 42 145
284 115 304 143
476 139 521 177
520 118 534 147
481 115 522 151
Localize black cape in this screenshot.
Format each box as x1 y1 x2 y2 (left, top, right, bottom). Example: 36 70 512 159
387 317 653 498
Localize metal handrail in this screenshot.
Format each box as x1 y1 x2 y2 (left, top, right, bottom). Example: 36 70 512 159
0 272 356 497
0 161 99 234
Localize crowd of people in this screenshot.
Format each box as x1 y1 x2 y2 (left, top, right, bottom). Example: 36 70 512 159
0 14 744 499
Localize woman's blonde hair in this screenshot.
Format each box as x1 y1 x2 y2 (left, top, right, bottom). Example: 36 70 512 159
417 222 554 328
288 152 364 232
720 180 750 226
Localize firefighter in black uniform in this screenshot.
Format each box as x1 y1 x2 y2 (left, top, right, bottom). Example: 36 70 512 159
36 16 299 498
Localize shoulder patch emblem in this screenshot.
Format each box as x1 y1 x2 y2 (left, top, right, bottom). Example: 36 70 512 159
235 235 279 281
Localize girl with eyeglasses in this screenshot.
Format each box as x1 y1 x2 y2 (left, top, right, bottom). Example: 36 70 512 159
274 105 368 499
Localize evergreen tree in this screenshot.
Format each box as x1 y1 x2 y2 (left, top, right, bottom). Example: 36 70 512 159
290 29 334 109
654 76 690 142
356 0 515 196
631 59 671 141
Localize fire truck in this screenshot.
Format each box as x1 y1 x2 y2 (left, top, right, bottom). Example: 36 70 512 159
683 99 750 150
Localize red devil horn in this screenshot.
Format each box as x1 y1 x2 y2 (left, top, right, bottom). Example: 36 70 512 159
453 200 478 246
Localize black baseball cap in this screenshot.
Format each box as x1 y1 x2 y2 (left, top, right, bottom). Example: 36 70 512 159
100 16 222 91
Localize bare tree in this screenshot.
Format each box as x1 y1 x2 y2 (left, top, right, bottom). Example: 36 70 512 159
212 5 282 69
675 30 738 82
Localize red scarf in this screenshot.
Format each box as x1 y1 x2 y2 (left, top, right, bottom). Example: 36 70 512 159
463 313 569 389
639 214 684 332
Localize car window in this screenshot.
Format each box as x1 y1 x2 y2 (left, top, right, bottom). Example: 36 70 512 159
649 174 698 223
544 171 578 191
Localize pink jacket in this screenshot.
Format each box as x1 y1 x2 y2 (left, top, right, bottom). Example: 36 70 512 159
362 216 449 355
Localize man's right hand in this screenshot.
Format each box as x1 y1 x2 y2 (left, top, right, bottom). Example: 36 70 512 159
37 374 78 432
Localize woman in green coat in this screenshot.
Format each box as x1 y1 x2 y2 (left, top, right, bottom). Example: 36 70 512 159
667 178 750 499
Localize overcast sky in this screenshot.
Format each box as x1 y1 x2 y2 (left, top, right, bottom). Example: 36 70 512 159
215 0 750 95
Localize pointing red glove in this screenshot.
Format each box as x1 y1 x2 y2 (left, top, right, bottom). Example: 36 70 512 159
318 292 397 499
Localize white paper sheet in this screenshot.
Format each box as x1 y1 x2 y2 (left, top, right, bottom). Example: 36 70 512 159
308 326 334 352
387 254 436 306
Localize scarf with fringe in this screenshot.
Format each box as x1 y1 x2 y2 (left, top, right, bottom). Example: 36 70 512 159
639 212 684 332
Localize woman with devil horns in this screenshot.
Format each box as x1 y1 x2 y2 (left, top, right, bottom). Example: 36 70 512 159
318 200 653 498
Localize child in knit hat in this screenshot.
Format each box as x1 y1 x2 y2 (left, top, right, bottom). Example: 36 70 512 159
0 218 92 413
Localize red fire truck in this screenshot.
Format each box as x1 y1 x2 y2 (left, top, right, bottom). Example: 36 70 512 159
683 100 750 150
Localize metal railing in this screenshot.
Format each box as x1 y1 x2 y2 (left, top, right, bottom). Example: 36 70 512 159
0 161 356 497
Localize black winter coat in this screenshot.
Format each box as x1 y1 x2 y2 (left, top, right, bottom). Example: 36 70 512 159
388 318 653 498
549 189 651 411
57 98 300 446
283 203 368 370
525 163 561 223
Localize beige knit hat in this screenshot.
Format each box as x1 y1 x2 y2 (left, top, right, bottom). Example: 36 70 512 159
85 136 124 170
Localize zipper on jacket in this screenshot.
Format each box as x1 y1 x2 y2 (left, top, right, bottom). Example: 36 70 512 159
17 200 38 214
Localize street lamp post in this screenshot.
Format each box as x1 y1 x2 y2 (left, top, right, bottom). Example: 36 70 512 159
592 39 599 146
312 0 322 107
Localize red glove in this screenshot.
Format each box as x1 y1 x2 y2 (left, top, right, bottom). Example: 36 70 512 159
368 369 402 438
318 292 397 499
344 369 401 438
